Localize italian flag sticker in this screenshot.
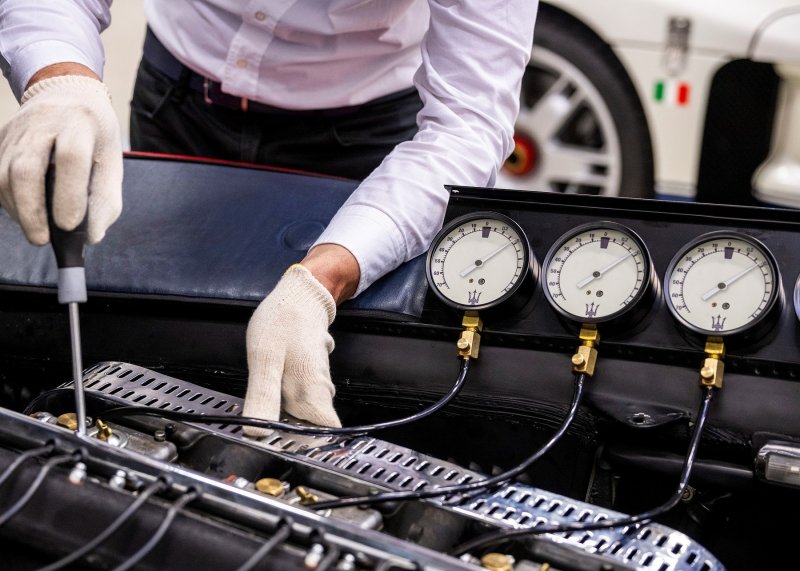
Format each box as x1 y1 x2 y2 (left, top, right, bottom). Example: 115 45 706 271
654 79 690 106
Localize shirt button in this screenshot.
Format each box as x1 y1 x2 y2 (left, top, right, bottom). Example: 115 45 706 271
255 11 266 21
236 59 248 69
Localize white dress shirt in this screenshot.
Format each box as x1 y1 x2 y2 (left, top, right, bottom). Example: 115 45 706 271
0 0 537 295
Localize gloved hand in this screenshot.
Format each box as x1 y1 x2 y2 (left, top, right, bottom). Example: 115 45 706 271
243 264 342 437
0 75 123 245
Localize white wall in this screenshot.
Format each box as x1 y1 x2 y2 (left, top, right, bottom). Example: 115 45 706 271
0 1 147 149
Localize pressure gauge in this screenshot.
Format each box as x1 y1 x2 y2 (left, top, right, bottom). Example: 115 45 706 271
664 231 783 337
542 221 657 326
426 212 537 312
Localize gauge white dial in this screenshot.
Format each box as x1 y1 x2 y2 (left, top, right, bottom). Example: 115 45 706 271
666 234 779 335
544 225 649 321
428 213 530 310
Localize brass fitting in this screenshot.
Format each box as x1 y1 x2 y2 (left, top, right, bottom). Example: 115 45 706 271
699 337 725 389
571 324 600 376
95 419 113 441
295 486 319 505
457 310 484 360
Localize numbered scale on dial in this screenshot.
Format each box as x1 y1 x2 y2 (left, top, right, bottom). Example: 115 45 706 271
542 222 658 327
664 231 783 337
426 212 538 312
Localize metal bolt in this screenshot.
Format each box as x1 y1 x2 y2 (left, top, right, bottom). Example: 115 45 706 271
571 353 585 366
154 429 166 442
336 554 356 571
304 543 325 569
68 462 87 485
109 470 127 489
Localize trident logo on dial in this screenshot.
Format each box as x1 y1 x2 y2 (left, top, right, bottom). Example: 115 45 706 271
711 315 726 331
468 290 482 305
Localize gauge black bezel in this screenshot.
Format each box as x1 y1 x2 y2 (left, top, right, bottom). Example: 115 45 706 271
663 230 783 338
425 211 537 312
541 220 657 326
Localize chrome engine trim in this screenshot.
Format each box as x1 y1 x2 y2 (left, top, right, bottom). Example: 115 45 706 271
71 361 724 571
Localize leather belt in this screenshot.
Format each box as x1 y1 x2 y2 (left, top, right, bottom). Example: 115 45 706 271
142 28 396 116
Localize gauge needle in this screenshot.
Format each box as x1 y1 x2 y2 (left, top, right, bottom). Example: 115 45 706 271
700 262 761 301
575 251 636 288
459 239 518 277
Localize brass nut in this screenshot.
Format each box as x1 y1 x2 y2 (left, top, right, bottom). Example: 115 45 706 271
700 366 714 380
57 412 78 431
461 311 484 331
704 337 725 358
578 324 600 344
480 552 513 571
255 478 285 497
571 353 585 367
457 338 471 351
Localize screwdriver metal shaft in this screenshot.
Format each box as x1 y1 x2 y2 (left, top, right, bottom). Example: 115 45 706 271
46 150 90 437
67 303 87 435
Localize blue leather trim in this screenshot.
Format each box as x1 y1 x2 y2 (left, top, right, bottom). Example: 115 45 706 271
0 156 427 320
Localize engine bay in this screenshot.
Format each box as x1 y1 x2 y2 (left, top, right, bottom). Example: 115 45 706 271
2 155 800 570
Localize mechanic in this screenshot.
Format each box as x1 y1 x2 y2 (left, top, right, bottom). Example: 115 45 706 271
0 2 537 431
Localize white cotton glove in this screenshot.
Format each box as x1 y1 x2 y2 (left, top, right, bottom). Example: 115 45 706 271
0 75 123 245
243 264 342 437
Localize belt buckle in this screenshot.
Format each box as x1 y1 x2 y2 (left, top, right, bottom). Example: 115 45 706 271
204 77 249 111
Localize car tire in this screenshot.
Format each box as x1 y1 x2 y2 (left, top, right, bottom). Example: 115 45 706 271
497 6 655 198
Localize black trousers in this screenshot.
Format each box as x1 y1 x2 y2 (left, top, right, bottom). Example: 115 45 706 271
129 59 423 180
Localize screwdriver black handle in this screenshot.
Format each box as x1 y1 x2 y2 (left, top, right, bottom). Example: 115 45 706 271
45 150 88 269
45 149 88 304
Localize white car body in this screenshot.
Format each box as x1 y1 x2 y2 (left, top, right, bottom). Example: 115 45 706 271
517 0 800 205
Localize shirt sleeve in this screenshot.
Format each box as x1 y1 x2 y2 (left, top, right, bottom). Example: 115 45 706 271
0 0 112 100
312 0 538 296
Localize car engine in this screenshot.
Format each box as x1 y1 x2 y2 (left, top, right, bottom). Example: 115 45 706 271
2 155 799 570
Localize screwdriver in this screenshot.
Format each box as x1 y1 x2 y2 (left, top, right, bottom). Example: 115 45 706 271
46 150 89 436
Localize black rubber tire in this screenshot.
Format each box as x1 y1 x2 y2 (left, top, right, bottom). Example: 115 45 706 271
529 5 655 198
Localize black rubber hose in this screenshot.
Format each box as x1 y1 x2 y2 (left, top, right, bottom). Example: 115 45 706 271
37 477 169 571
101 359 471 436
311 373 587 511
0 452 79 527
0 443 54 488
235 522 292 571
111 489 199 571
449 386 715 556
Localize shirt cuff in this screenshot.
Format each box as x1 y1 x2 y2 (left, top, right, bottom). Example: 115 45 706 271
311 204 407 297
9 39 101 100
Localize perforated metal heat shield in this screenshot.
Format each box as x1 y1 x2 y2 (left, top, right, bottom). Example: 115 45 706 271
68 362 723 571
